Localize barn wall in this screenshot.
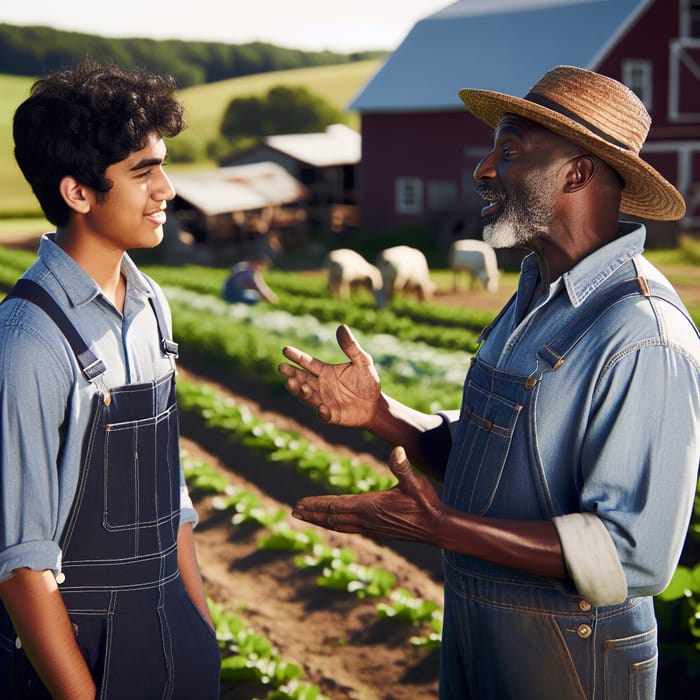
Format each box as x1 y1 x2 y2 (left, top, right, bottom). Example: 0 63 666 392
359 111 493 231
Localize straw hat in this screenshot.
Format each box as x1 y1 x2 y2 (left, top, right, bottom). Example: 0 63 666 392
458 65 685 221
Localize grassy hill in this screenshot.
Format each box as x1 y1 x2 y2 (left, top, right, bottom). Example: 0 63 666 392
0 74 37 214
0 58 382 215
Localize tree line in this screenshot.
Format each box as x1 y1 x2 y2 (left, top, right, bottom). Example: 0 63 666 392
0 23 386 88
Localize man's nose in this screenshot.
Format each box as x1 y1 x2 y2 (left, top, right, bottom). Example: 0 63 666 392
473 150 496 182
154 168 176 201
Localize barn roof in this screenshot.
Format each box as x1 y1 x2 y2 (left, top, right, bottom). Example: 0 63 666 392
170 162 306 216
349 0 651 113
265 123 361 167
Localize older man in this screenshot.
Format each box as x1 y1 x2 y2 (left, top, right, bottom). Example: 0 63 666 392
278 66 700 699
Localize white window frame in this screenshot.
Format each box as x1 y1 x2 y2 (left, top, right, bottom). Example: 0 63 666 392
395 176 424 215
622 59 653 110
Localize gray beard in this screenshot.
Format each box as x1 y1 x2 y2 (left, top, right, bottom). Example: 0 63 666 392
483 218 525 249
482 171 556 249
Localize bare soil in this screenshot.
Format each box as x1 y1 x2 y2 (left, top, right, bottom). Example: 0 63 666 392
178 366 444 700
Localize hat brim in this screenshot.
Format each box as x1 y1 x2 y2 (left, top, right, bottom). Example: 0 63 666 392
459 88 686 221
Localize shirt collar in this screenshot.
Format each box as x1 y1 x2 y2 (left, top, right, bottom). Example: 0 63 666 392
518 222 646 309
38 233 152 307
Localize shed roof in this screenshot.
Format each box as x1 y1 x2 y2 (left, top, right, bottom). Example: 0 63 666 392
349 0 651 113
170 162 306 216
265 123 361 167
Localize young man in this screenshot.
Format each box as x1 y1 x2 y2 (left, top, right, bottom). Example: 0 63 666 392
0 60 221 699
278 66 700 699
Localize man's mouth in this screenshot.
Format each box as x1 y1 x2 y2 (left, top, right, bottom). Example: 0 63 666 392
145 209 167 226
476 184 504 222
480 201 501 220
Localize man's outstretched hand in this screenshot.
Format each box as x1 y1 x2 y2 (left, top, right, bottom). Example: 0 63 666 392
291 446 443 545
278 324 381 428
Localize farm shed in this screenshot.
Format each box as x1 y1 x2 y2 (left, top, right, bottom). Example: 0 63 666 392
224 123 361 232
169 161 308 261
349 0 700 244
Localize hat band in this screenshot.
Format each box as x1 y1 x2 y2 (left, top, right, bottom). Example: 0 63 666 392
524 92 632 151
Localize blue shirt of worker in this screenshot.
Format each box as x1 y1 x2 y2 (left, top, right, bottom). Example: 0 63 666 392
436 222 699 699
445 222 699 602
0 233 197 584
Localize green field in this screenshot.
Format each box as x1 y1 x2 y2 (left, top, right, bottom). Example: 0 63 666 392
0 58 382 215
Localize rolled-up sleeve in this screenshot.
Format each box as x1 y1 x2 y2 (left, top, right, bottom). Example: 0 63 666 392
553 512 627 605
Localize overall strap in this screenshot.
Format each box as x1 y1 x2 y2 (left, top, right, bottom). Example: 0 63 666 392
537 276 699 371
141 275 179 359
3 279 107 381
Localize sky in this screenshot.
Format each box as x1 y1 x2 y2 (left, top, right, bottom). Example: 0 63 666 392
0 0 456 53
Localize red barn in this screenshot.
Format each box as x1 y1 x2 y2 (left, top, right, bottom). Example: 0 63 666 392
349 0 700 242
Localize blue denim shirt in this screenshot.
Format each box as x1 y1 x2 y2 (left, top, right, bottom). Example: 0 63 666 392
0 234 197 583
470 223 700 602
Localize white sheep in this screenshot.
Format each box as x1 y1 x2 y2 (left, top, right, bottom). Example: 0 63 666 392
376 245 436 306
326 248 384 304
448 239 500 293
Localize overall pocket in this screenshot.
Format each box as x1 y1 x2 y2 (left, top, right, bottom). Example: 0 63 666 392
444 379 523 514
603 626 657 700
103 403 178 530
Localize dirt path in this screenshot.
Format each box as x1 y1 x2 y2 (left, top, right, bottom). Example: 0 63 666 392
178 367 443 699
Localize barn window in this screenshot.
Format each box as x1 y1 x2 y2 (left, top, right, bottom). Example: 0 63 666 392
682 0 700 37
622 60 653 110
395 177 424 214
427 180 458 211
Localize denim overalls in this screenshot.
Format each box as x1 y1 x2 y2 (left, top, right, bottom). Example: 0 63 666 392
439 277 696 700
0 280 221 699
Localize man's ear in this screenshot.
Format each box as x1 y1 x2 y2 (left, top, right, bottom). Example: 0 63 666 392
564 156 596 193
59 176 91 214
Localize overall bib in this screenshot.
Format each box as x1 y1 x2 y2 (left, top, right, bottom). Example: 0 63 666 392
0 280 221 699
438 277 696 700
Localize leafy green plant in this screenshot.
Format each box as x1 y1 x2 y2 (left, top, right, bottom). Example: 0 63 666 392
377 588 441 626
211 599 304 687
409 611 443 651
177 379 398 494
655 564 700 678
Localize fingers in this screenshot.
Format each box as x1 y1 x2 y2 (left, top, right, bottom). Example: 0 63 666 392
389 446 410 475
278 358 333 422
292 493 364 532
388 446 426 498
281 345 325 377
336 325 372 367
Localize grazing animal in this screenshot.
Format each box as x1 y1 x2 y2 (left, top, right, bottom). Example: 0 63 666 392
327 248 384 304
448 239 500 293
376 245 436 306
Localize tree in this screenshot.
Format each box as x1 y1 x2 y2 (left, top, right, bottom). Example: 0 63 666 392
219 84 346 141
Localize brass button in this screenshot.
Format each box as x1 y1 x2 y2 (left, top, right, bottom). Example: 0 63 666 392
577 623 593 639
56 572 66 585
578 600 591 612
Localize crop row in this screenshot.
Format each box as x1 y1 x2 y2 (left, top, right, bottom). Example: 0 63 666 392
144 262 495 348
165 285 468 413
209 594 327 700
182 451 442 649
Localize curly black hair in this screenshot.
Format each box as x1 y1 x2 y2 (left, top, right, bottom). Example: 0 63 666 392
13 58 186 225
